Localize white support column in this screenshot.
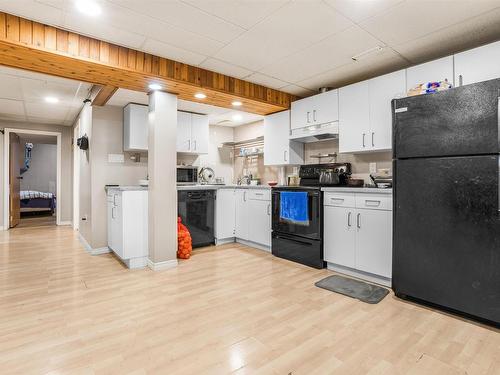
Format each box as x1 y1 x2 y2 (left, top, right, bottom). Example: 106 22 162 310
147 91 178 270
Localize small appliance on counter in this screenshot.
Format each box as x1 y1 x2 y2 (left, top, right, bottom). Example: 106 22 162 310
370 174 392 188
271 163 351 269
198 167 215 185
177 165 198 185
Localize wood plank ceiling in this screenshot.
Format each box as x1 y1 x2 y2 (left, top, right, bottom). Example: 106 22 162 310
0 12 297 115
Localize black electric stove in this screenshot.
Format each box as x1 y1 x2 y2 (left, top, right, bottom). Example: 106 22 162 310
271 163 351 269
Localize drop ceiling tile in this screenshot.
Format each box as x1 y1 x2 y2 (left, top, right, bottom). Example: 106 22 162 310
214 0 353 71
183 0 289 29
64 11 146 50
20 78 79 105
0 75 23 100
298 48 408 90
142 38 207 66
260 25 383 84
210 110 263 127
361 0 500 46
245 73 288 89
0 0 64 25
0 98 25 116
107 89 149 107
178 99 229 115
199 58 252 79
324 0 404 23
25 102 70 120
110 0 245 44
393 8 500 64
280 84 316 98
26 116 65 125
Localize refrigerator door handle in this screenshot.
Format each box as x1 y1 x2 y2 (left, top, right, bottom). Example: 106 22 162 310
362 133 366 148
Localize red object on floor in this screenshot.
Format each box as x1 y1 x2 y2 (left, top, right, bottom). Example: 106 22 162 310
177 217 192 259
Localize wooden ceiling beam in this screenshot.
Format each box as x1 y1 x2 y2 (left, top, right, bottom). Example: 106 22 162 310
0 12 296 115
92 85 118 106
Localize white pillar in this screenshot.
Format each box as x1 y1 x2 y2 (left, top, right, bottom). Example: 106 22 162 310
148 91 178 269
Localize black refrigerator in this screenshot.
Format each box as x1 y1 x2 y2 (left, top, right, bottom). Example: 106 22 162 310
392 79 500 326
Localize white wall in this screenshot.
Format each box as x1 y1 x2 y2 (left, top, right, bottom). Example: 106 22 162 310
0 120 73 228
20 143 57 193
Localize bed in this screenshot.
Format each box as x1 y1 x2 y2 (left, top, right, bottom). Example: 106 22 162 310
20 191 56 214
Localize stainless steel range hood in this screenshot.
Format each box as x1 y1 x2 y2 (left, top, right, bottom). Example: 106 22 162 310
289 122 339 143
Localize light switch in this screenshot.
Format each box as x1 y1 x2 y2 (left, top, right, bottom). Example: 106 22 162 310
108 154 125 163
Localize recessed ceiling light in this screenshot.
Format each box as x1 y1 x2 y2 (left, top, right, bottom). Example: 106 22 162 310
45 96 59 104
148 83 162 91
231 101 242 107
232 114 243 121
194 93 207 99
75 0 102 16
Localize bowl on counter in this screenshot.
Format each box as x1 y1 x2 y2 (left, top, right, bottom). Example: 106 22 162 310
267 181 278 187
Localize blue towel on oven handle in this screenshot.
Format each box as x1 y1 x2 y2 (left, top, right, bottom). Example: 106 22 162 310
279 191 308 223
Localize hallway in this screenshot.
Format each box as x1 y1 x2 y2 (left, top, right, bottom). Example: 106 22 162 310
0 226 498 375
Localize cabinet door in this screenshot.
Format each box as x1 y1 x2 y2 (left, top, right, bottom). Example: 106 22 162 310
406 56 454 90
323 206 356 268
216 189 235 239
339 80 369 153
191 113 209 154
454 41 500 86
264 110 288 165
290 96 313 130
355 209 392 278
124 104 148 151
369 69 406 151
111 194 123 258
107 199 114 250
177 112 192 152
235 189 249 240
313 89 338 125
248 199 271 247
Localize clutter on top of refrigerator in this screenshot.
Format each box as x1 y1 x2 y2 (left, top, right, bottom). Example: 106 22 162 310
407 79 453 96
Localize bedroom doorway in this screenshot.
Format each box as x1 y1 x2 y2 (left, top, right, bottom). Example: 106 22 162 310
4 129 62 229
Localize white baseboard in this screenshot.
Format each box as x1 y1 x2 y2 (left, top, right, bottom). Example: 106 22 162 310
58 221 72 226
326 262 392 288
0 225 5 231
215 237 235 245
236 238 271 252
79 234 111 255
147 258 178 271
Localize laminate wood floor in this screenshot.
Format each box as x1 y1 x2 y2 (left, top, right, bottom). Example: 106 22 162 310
0 225 498 375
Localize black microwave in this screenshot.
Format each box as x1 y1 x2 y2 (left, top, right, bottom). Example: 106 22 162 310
177 166 198 185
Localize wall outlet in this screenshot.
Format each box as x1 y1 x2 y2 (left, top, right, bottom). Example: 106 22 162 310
108 153 125 163
369 162 377 174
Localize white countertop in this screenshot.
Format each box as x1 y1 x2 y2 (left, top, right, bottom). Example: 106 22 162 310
177 184 272 190
105 185 148 191
321 187 392 194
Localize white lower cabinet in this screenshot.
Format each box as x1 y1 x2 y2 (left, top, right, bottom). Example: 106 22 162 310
215 188 271 249
107 189 148 269
324 192 392 284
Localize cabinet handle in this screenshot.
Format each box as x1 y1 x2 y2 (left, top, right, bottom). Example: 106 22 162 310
307 111 310 123
365 199 381 207
313 109 317 122
193 140 197 150
330 198 344 204
357 213 361 229
188 140 191 150
243 191 246 202
347 212 352 227
113 194 117 206
371 132 374 147
362 133 366 148
267 204 270 216
111 207 115 219
459 74 463 87
255 193 264 196
284 150 288 162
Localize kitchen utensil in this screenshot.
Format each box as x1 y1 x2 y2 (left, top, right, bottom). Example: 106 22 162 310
288 176 300 186
347 178 364 187
198 167 215 184
319 169 339 185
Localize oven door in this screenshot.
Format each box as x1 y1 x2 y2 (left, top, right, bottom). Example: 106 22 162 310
272 188 321 240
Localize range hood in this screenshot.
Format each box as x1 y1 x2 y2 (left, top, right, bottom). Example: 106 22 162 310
289 122 339 143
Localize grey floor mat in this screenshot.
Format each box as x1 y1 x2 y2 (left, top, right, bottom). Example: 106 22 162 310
315 275 389 304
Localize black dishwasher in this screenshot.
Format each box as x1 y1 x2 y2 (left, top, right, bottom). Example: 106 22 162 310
177 190 215 248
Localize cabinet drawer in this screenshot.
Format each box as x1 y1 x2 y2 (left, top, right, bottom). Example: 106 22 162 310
248 189 271 201
355 194 392 211
324 193 355 208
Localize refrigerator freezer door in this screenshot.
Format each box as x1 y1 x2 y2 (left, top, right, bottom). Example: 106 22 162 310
393 155 500 324
392 79 500 159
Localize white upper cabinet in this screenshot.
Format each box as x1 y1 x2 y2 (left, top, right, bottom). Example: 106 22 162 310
123 103 148 152
454 41 500 87
290 89 338 130
369 70 406 151
176 112 209 154
339 70 405 153
264 110 304 166
339 80 369 154
406 56 454 90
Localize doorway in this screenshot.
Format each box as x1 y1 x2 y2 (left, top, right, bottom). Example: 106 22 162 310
4 129 62 229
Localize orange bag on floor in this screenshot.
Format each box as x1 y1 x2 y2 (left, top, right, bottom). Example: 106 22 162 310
177 217 192 259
